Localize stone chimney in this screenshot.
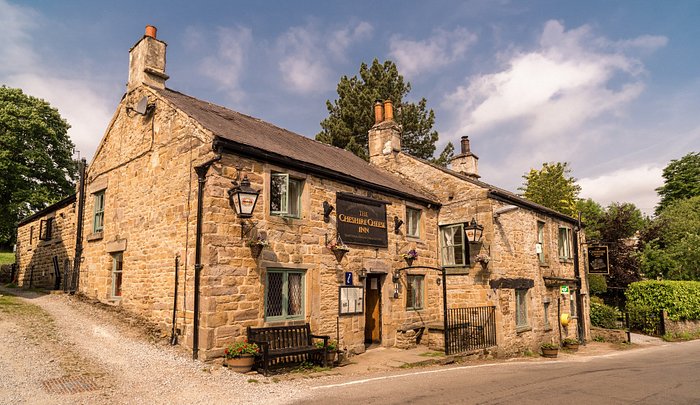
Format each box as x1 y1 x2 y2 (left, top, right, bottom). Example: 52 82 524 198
128 25 169 91
450 136 480 179
368 99 401 164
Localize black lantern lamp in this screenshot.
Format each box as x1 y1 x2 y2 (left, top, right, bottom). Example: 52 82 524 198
464 217 484 243
323 201 334 223
228 175 260 218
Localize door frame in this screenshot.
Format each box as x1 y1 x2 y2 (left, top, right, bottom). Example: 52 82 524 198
364 273 383 344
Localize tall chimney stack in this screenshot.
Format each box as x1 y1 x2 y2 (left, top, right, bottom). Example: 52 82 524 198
368 99 401 164
128 25 169 90
450 136 480 179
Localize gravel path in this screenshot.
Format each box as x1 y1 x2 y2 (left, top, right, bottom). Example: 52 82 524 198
0 287 307 405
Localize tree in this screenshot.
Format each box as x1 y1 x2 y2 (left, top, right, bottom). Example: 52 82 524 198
317 59 452 164
655 152 700 215
0 86 77 247
597 202 645 289
575 198 604 240
519 162 581 217
641 196 700 280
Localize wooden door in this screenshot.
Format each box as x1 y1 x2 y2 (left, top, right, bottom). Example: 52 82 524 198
364 274 382 343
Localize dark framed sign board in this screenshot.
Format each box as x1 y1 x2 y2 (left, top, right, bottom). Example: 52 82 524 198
339 286 364 315
336 193 388 248
587 245 610 275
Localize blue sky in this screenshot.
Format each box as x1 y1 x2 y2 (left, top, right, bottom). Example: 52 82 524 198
2 0 699 215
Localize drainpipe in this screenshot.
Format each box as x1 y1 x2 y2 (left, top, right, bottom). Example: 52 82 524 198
192 154 221 361
170 254 180 345
573 214 585 343
70 158 87 293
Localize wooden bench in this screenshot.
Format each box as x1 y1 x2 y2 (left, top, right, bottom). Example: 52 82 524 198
247 324 329 375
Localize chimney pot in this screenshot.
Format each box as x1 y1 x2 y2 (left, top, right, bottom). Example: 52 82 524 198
383 100 394 121
460 136 471 154
145 25 157 39
374 100 384 124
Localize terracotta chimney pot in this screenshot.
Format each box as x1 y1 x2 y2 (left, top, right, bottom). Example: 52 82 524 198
145 25 157 39
383 100 394 121
374 100 384 124
460 136 471 154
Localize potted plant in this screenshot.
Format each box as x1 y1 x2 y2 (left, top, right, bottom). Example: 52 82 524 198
540 342 559 358
224 339 260 373
247 237 268 258
316 340 339 365
327 241 350 262
563 337 580 351
402 249 418 266
475 253 490 266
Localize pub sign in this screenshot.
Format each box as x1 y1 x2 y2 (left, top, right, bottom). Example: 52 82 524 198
587 245 610 275
336 193 388 247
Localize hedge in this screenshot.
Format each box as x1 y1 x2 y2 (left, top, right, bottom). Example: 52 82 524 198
590 299 622 329
625 280 700 321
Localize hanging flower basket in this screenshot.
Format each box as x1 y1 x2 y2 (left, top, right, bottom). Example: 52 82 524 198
402 249 418 267
247 237 268 259
331 246 349 262
475 253 490 267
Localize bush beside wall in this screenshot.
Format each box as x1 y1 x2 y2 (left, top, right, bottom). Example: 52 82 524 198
625 280 700 321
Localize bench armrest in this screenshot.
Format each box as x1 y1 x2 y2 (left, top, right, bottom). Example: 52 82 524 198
310 334 330 349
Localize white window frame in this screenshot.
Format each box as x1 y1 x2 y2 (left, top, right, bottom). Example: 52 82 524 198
515 289 529 329
558 227 572 260
111 252 123 298
265 269 305 321
406 275 424 310
537 221 546 264
406 207 421 238
270 173 303 218
93 191 105 233
440 223 467 267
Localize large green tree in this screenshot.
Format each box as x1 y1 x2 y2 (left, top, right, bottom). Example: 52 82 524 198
641 196 700 281
597 202 645 289
655 152 700 215
519 162 581 217
317 59 452 163
0 86 77 247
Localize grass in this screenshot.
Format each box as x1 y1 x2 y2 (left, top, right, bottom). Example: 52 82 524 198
419 351 445 357
0 251 15 266
662 331 700 342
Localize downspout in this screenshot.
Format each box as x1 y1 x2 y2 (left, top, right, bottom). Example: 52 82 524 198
70 158 87 294
573 214 585 343
170 254 180 345
192 154 221 361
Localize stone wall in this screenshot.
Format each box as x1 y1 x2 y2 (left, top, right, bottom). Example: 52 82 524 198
15 197 76 290
663 316 700 336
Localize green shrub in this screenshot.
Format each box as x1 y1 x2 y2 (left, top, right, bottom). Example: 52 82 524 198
625 280 700 321
588 274 607 295
627 303 662 335
590 300 622 329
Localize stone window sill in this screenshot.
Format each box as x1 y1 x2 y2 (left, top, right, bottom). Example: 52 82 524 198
87 232 103 242
516 326 532 334
544 326 553 332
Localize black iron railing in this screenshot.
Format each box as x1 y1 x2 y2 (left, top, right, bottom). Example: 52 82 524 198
445 306 497 355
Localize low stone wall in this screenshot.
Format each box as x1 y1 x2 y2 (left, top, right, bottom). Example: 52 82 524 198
0 264 14 283
664 318 700 336
591 326 627 343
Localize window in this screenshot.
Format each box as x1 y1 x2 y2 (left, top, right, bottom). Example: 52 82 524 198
558 227 572 260
39 218 53 240
570 292 578 318
93 191 105 233
111 252 123 298
544 301 551 329
270 173 303 218
536 221 545 264
406 207 421 238
440 224 466 266
265 269 305 321
406 275 424 310
30 226 34 245
515 289 528 328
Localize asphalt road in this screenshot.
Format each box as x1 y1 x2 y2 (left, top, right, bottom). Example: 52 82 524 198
297 340 700 404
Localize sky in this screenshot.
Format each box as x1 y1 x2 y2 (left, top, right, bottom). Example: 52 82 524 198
2 0 699 216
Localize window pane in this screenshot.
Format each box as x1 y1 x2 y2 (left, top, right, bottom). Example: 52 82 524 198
287 273 303 316
516 289 528 327
407 275 424 309
112 253 123 297
407 208 420 237
537 222 545 263
441 225 464 266
270 174 287 214
267 272 283 317
288 178 302 217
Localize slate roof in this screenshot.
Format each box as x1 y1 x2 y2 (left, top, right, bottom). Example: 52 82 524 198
154 87 439 206
17 194 77 227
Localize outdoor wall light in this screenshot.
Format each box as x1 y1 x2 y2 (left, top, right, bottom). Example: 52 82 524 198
358 268 367 280
228 175 260 219
464 217 484 243
323 201 334 223
394 216 404 234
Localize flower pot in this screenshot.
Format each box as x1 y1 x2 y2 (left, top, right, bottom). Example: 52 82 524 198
404 257 415 267
325 351 337 366
225 354 255 373
541 348 559 358
564 342 579 351
250 244 263 258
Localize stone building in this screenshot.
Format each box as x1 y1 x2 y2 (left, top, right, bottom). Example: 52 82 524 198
16 26 589 362
15 194 77 290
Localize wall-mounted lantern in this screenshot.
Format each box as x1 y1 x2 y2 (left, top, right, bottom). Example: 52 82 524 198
228 175 259 219
358 268 367 280
464 217 484 243
394 216 404 234
323 201 334 223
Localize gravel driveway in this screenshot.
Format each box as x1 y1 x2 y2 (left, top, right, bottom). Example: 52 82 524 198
0 287 306 405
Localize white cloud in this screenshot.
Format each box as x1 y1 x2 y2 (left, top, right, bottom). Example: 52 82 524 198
276 21 373 94
0 0 112 161
579 165 663 216
389 28 476 77
443 20 662 140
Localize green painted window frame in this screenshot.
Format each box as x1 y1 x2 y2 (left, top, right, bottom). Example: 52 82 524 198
406 274 425 310
537 221 546 264
111 252 123 298
544 301 551 329
406 207 421 238
440 223 466 267
270 173 303 218
569 292 578 318
515 289 528 328
265 269 305 321
558 227 572 260
93 191 105 233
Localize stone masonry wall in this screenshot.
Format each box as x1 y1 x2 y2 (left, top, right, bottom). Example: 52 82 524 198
16 199 76 289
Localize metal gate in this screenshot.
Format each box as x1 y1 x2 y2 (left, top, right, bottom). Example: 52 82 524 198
445 306 497 355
